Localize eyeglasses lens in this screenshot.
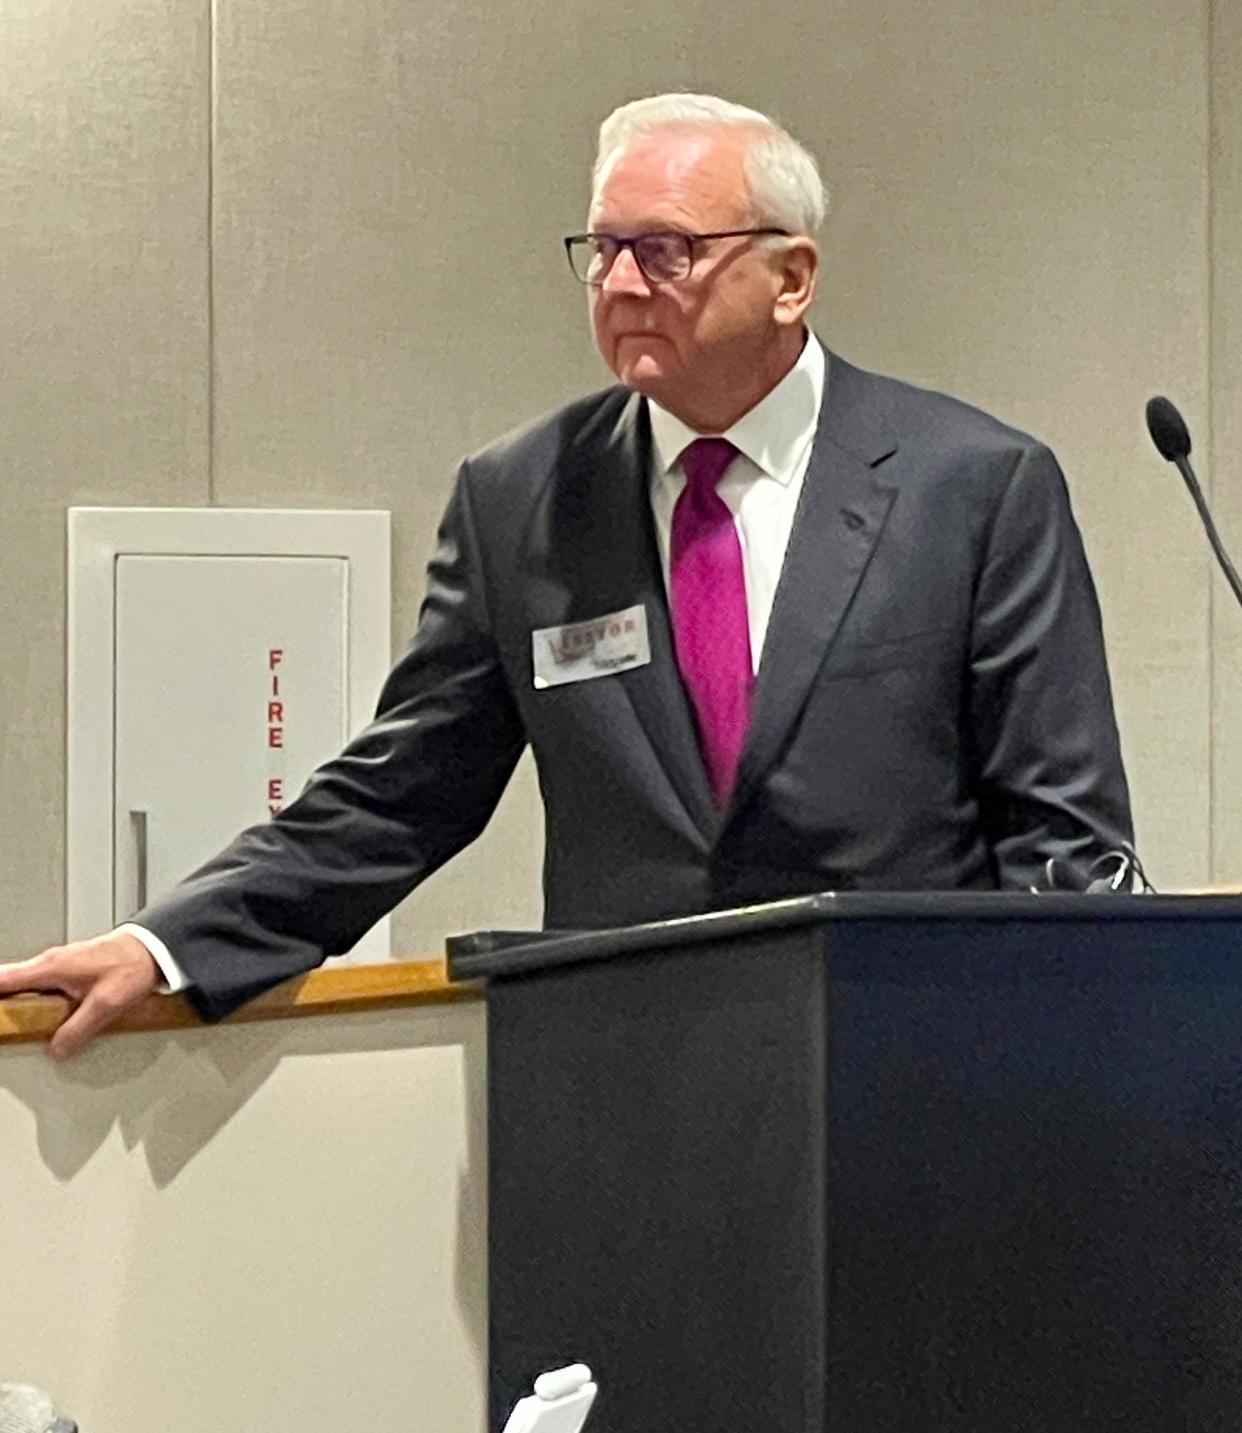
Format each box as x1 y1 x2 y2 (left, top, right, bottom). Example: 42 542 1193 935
571 234 693 284
633 234 692 282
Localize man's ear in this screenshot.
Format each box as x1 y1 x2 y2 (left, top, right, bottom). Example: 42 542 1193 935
773 239 819 327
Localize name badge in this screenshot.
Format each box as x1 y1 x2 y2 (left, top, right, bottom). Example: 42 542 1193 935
532 604 651 689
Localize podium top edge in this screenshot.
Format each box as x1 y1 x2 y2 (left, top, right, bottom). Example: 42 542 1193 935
445 890 1242 981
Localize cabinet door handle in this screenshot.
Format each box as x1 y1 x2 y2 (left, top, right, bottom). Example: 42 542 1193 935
130 809 148 911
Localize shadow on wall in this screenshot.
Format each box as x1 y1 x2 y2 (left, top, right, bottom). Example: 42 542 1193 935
0 1004 487 1364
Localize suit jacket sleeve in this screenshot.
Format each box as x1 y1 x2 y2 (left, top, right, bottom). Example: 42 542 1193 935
969 442 1133 888
136 460 527 1021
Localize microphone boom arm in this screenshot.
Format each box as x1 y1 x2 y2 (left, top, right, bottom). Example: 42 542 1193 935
1173 455 1242 610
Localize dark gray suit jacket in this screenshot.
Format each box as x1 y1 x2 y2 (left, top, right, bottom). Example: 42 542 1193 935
141 353 1133 1020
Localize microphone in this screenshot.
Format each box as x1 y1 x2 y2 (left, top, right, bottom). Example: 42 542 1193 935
1145 396 1242 610
1145 395 1192 462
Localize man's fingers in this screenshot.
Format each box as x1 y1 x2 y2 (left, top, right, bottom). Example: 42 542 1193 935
1 934 161 1057
47 958 161 1058
48 992 118 1061
0 951 69 997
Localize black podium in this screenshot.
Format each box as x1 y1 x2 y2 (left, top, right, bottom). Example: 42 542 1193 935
448 893 1242 1433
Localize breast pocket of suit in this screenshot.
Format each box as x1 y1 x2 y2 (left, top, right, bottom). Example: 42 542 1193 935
820 624 961 682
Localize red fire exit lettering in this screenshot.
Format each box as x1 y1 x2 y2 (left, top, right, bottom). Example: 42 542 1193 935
268 649 284 749
267 648 285 813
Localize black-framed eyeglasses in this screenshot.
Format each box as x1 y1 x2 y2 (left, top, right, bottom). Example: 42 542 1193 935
563 228 790 286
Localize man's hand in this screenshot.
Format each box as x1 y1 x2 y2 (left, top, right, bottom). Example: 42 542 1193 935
0 931 161 1059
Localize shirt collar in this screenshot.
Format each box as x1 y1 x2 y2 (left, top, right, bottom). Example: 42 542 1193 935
647 331 827 487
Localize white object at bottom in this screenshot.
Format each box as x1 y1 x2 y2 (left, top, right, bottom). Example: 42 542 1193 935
501 1364 597 1433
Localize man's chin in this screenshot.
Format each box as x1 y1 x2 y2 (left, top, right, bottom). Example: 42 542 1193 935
616 349 675 395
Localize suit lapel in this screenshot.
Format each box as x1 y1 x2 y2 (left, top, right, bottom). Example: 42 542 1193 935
563 393 719 842
728 355 900 819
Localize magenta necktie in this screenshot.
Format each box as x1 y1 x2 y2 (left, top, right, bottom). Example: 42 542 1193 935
670 438 753 806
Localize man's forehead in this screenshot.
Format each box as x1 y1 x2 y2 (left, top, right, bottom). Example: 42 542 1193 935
591 129 750 220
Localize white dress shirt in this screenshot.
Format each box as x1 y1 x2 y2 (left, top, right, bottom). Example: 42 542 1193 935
127 332 829 993
647 331 827 671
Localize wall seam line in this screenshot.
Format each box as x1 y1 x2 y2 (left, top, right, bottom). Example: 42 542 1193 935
1207 0 1218 882
206 0 218 505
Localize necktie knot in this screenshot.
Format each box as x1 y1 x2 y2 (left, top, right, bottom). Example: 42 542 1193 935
679 437 739 496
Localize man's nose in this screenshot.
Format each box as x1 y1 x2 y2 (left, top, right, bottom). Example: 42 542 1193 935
601 246 652 297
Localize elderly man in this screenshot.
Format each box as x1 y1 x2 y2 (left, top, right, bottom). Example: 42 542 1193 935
0 93 1132 1052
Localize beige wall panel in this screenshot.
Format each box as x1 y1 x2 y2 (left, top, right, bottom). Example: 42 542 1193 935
790 0 1211 886
0 0 210 952
210 0 580 952
1210 1 1242 883
213 0 1208 953
0 1005 487 1431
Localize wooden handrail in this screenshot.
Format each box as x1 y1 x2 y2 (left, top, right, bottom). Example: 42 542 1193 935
8 889 1238 1046
0 959 482 1045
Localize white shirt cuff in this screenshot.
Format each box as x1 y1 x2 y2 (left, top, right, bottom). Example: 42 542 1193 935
115 923 189 994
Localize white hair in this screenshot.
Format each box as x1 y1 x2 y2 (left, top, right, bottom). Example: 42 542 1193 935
592 92 828 236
